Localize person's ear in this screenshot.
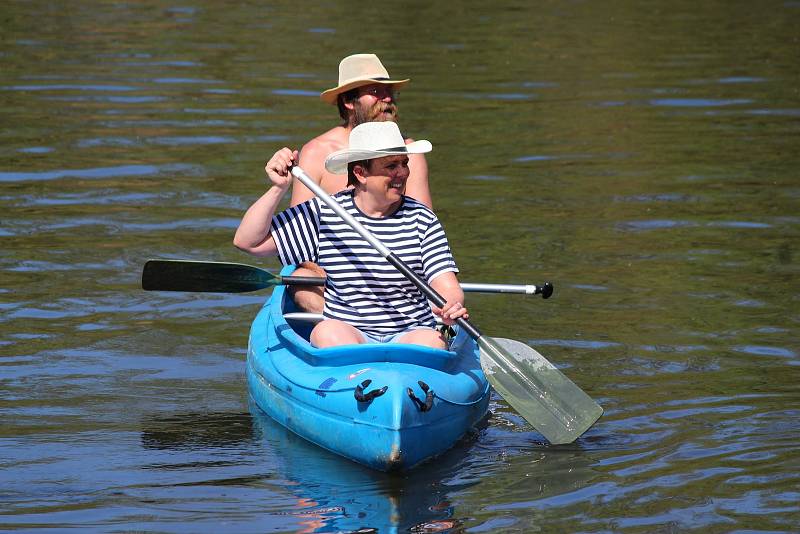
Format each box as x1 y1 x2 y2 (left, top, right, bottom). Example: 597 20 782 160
353 163 368 185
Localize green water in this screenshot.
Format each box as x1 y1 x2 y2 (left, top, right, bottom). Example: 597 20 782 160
2 1 798 532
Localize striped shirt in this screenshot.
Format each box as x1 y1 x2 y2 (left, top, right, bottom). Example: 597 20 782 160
271 190 458 334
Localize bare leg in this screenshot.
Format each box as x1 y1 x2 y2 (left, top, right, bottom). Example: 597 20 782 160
396 327 448 350
310 319 366 348
288 261 325 313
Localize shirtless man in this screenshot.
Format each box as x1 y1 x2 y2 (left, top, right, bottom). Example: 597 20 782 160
288 53 431 312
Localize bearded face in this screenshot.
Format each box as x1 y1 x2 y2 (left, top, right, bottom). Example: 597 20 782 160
349 88 399 127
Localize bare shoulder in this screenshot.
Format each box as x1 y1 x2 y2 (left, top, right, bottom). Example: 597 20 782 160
300 127 347 166
292 126 350 205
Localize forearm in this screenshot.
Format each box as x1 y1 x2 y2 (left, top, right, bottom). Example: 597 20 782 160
430 272 464 305
430 271 468 325
233 184 289 256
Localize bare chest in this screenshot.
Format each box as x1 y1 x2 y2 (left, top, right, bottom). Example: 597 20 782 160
318 173 350 195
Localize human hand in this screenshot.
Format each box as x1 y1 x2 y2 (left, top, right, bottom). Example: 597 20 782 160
264 148 298 189
433 300 469 326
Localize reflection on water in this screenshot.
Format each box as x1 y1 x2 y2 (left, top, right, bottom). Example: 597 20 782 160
2 0 799 531
138 406 487 532
140 412 255 451
248 404 480 533
135 403 604 533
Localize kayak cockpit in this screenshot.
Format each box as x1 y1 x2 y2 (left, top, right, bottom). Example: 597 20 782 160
272 271 468 371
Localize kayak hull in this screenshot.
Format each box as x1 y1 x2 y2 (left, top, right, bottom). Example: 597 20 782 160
246 266 491 471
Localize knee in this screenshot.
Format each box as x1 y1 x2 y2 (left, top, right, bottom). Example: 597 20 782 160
288 263 326 313
293 262 326 278
310 320 364 348
289 265 325 288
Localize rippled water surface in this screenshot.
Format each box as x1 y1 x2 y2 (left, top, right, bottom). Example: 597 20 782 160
2 1 799 532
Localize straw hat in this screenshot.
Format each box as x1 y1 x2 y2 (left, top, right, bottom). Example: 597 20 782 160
320 54 409 105
324 122 431 175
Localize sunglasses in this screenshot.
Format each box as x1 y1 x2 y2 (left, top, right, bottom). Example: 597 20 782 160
358 86 397 99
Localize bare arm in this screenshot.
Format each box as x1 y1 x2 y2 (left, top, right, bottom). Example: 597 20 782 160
405 139 432 209
430 272 468 325
290 141 328 207
233 148 297 257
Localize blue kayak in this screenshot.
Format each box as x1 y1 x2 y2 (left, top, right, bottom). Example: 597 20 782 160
246 266 491 471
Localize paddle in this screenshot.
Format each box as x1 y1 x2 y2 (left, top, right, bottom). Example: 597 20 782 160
291 166 602 445
142 259 553 297
142 259 324 293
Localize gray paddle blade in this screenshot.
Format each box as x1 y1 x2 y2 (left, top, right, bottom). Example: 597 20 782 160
478 336 602 444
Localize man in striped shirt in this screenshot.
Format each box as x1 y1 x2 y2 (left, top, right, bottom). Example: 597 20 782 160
234 122 467 350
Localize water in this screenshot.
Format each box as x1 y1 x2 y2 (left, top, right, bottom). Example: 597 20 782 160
2 0 799 531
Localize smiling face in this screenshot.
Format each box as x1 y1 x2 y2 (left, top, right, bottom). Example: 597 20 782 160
353 154 410 214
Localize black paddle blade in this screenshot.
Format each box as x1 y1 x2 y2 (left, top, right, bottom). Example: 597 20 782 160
142 260 280 293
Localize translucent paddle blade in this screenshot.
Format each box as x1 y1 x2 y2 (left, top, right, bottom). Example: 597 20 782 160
479 336 603 444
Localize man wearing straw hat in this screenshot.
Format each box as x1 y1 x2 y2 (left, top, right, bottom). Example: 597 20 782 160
290 53 430 207
287 53 432 313
234 121 466 349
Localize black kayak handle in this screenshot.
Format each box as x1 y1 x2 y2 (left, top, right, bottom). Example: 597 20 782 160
407 381 434 412
354 379 387 403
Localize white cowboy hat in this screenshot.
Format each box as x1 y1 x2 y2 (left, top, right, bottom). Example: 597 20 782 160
320 53 409 105
324 122 432 175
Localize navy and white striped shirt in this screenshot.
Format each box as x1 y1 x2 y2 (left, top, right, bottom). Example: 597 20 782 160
271 190 458 334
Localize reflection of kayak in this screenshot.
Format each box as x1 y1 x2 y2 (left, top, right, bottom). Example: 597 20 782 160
246 266 491 471
248 401 476 532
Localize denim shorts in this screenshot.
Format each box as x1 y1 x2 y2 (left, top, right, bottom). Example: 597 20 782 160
359 325 462 348
359 326 432 344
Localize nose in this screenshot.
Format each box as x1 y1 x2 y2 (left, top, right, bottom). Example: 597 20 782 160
377 87 394 101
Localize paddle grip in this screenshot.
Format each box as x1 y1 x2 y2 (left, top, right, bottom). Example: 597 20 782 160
541 282 554 299
385 253 483 341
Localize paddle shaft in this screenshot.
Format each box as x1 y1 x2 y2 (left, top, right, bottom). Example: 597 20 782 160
142 259 550 295
291 167 482 339
280 276 325 285
281 278 548 295
462 282 550 296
